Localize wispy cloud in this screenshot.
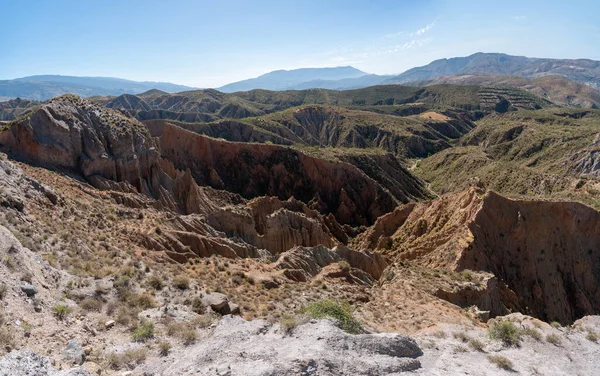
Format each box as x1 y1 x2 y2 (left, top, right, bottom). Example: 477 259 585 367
411 22 435 37
305 20 437 72
385 38 432 53
383 21 436 40
511 15 526 21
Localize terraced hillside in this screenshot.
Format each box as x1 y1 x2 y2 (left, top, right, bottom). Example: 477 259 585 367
407 75 600 109
414 108 600 208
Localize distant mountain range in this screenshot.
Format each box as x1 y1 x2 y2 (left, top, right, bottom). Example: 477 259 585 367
217 66 378 92
0 75 196 101
383 52 600 89
218 53 600 93
2 53 600 101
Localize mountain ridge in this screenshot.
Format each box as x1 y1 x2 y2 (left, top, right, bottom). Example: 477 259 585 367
0 75 196 101
217 66 369 92
385 52 600 88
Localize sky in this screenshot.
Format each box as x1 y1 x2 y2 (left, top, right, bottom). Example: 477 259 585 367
2 0 600 88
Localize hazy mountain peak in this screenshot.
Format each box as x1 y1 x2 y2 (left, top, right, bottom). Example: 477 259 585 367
0 75 196 101
218 66 369 92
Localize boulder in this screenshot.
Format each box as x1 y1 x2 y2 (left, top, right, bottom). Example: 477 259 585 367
0 350 90 376
202 293 229 313
63 339 85 365
20 283 37 297
227 303 240 315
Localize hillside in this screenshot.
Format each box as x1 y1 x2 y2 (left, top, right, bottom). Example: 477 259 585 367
406 74 600 109
2 85 600 375
0 75 196 101
0 98 41 121
386 52 600 88
96 83 553 126
414 108 600 208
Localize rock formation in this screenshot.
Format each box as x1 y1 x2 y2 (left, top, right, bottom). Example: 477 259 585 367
355 187 600 323
0 350 89 376
274 244 389 283
136 315 422 376
150 120 409 226
0 95 217 215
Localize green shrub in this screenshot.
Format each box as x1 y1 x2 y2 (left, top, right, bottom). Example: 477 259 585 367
0 284 7 300
488 320 521 347
147 274 164 290
468 338 485 352
166 321 197 345
0 327 15 354
173 275 190 290
487 354 514 370
127 293 156 310
338 261 351 272
116 305 140 328
181 329 197 346
158 341 171 356
79 297 104 312
453 331 470 343
190 296 205 314
280 314 300 333
131 321 154 342
546 333 562 345
300 299 363 334
586 330 598 342
550 321 562 328
459 269 474 281
52 305 73 321
522 326 542 341
105 348 147 370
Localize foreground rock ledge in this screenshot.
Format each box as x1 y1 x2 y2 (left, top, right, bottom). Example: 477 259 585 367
138 315 422 375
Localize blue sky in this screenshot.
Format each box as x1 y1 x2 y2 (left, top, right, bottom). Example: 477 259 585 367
2 0 599 87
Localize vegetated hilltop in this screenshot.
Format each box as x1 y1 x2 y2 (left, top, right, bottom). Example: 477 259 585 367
1 79 600 374
414 108 600 209
98 83 552 127
406 74 600 109
0 75 196 101
385 52 600 88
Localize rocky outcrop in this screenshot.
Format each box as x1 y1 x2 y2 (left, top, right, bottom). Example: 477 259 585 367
0 350 90 376
137 315 422 376
339 153 433 202
353 188 484 267
572 133 600 176
143 195 347 262
464 191 600 324
355 188 600 323
144 119 293 145
274 244 389 283
0 157 58 212
207 201 338 254
0 98 40 121
152 121 403 226
138 215 265 262
0 95 216 216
